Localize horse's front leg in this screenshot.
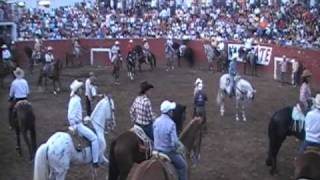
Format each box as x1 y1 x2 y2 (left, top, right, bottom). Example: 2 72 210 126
37 74 43 92
52 80 57 95
235 98 240 121
241 101 247 122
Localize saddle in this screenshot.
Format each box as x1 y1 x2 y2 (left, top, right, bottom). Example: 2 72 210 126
151 154 178 180
130 125 152 156
69 122 96 152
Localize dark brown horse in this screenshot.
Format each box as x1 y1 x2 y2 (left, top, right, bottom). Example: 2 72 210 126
108 104 186 180
12 100 37 160
37 60 62 94
127 117 203 180
294 148 320 180
265 106 305 175
0 60 16 87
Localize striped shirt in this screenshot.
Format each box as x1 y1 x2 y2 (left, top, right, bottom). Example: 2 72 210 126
130 95 154 125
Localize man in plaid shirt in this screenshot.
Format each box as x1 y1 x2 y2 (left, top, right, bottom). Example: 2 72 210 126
130 81 155 140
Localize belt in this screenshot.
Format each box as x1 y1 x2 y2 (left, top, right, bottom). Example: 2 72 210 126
134 122 150 126
15 97 27 101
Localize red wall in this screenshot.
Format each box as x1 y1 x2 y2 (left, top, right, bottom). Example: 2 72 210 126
14 39 320 83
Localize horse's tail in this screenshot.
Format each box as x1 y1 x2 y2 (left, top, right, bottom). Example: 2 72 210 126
108 139 119 180
33 143 49 180
216 89 223 105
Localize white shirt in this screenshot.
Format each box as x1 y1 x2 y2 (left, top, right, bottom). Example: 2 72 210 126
305 109 320 143
111 45 120 56
2 49 11 60
9 78 29 99
85 78 97 100
45 53 54 63
68 95 82 126
292 60 299 73
144 42 150 50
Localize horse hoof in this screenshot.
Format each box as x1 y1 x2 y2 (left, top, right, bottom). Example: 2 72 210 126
265 159 272 166
236 116 240 121
243 118 247 122
53 91 57 95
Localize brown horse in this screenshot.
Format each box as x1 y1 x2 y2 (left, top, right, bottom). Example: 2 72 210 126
108 104 186 180
37 60 62 94
12 100 37 160
0 60 16 87
127 117 203 180
294 148 320 180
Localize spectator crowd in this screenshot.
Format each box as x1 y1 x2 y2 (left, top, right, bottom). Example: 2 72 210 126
4 0 320 49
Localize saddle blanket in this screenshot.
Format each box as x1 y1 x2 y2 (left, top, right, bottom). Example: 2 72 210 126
130 125 152 155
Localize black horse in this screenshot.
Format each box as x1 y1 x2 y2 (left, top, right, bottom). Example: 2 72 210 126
132 45 156 71
266 106 305 175
108 104 186 180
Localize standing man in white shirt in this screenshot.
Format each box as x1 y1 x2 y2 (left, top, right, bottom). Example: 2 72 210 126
299 93 320 153
8 68 29 129
44 46 55 74
2 44 13 69
292 59 299 87
85 72 97 116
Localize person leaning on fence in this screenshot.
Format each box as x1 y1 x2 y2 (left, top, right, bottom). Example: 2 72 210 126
280 55 288 86
292 59 299 87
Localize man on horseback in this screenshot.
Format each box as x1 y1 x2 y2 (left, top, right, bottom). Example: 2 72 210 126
44 46 55 76
153 100 188 180
2 44 13 69
228 53 238 97
143 38 151 63
68 80 100 168
8 68 29 129
111 41 121 84
85 72 97 116
130 81 155 140
299 93 320 153
165 37 175 71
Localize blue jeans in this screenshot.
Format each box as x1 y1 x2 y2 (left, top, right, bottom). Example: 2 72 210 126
137 123 154 141
166 151 188 180
299 140 320 154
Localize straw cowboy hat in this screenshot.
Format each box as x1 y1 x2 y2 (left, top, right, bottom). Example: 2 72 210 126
194 78 203 86
301 69 312 78
139 81 154 94
143 38 147 42
129 39 133 43
314 94 320 109
115 41 120 45
13 67 25 79
70 80 83 96
160 100 176 113
1 44 7 48
47 46 53 51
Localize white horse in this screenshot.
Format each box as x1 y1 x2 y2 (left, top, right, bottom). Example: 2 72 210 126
216 74 256 121
33 96 115 180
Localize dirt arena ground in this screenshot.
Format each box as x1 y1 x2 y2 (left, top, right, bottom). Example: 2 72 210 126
0 62 307 180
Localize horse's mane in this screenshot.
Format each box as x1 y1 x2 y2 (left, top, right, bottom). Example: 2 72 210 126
179 118 202 148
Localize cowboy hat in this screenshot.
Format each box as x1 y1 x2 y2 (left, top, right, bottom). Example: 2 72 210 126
47 46 53 50
115 41 119 45
1 44 7 48
129 39 133 43
314 94 320 109
13 67 24 79
194 78 203 86
70 80 83 96
301 69 312 78
160 100 176 113
140 81 154 94
143 38 147 42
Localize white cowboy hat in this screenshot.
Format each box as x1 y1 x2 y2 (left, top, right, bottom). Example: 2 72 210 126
13 67 25 79
194 78 203 86
47 46 53 50
70 80 83 96
143 38 147 41
115 41 119 45
160 100 176 113
129 39 133 43
198 83 203 90
1 44 7 48
314 94 320 109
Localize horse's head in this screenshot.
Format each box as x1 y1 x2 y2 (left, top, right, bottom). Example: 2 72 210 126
90 95 115 134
